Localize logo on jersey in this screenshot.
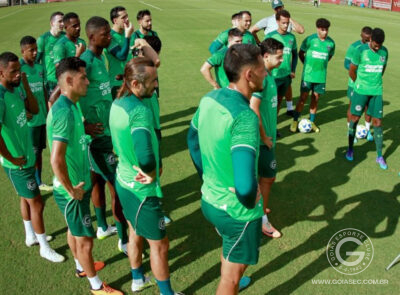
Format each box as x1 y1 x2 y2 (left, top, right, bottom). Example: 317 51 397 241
16 110 27 127
380 56 385 63
27 179 38 191
106 153 117 165
327 45 332 51
288 40 293 46
39 71 44 78
82 214 92 227
159 217 166 230
270 160 277 170
79 135 87 151
18 89 25 101
355 105 362 112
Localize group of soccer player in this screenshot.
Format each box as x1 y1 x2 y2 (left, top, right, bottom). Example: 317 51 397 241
0 0 389 294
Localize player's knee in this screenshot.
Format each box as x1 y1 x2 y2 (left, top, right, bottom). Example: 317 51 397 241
372 118 381 127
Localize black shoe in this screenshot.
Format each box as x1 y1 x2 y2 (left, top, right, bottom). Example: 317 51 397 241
286 110 294 117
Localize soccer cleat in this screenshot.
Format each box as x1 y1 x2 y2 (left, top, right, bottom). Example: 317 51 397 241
75 261 105 278
262 222 282 238
289 121 298 133
311 122 320 133
131 276 155 292
286 110 294 117
239 276 251 291
117 239 128 256
367 130 374 141
164 215 172 225
97 225 117 240
345 150 354 161
40 247 65 263
376 156 388 170
91 282 123 295
26 234 53 247
39 183 53 192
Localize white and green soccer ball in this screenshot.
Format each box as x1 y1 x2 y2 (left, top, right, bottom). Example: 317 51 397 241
356 124 368 139
298 119 312 133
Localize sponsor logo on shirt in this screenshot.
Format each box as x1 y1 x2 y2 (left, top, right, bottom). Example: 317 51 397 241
364 65 383 73
17 110 27 127
79 135 87 151
311 51 328 60
271 96 278 108
283 47 291 54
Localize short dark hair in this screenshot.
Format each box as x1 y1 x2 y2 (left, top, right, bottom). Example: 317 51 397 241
144 35 162 53
50 11 64 22
86 16 109 35
56 57 86 79
260 38 284 55
231 13 240 21
276 9 290 21
20 36 36 48
224 44 261 83
316 18 330 29
239 10 251 18
110 6 126 23
371 28 385 44
228 28 243 39
362 26 372 35
63 12 79 24
0 52 19 68
137 9 151 21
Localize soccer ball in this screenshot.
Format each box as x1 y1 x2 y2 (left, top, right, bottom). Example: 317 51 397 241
356 124 368 139
298 119 312 133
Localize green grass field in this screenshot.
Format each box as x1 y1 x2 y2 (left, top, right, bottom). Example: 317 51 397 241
0 0 399 294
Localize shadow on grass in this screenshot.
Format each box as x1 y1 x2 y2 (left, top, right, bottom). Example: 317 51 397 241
161 107 197 125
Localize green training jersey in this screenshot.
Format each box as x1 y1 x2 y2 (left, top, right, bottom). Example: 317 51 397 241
110 93 162 200
0 84 35 169
265 30 297 78
142 91 161 130
191 88 263 222
351 43 388 96
206 47 229 88
20 59 47 127
53 35 86 64
47 95 91 199
344 40 363 88
300 33 335 83
37 31 65 83
79 50 113 142
216 28 256 47
105 30 128 88
252 71 278 147
129 29 159 60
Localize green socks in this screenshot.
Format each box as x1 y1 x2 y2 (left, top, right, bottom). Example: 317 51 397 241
115 221 128 244
348 120 357 151
94 206 108 231
374 126 383 157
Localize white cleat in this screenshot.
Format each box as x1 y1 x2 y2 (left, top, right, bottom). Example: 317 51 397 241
26 235 53 247
131 276 155 292
40 247 65 263
39 183 53 192
118 239 128 256
96 225 117 240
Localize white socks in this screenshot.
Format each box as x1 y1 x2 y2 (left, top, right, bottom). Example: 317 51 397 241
286 101 293 111
75 258 84 272
365 121 371 131
88 275 103 290
35 233 50 249
23 220 35 239
262 214 269 226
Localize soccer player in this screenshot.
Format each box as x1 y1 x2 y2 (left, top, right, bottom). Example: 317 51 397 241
188 44 265 294
209 11 256 54
250 38 283 238
231 12 241 28
131 9 159 45
79 16 128 252
0 51 63 262
346 28 388 169
48 57 121 295
110 57 182 295
53 12 86 66
344 26 372 140
290 18 335 133
104 6 134 99
200 28 243 89
37 11 64 95
250 0 304 44
265 9 298 117
20 36 52 191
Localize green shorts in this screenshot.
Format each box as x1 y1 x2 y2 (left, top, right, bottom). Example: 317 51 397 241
300 80 326 94
258 146 277 178
351 91 383 118
3 166 39 199
116 180 166 240
53 190 95 237
275 76 292 97
347 86 354 100
89 137 117 183
201 199 261 265
29 124 46 153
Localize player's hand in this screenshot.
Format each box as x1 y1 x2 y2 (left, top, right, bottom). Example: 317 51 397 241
11 156 27 169
159 166 163 177
213 83 220 90
290 72 295 79
75 43 85 57
84 122 104 138
132 38 149 50
26 111 33 121
115 74 123 81
263 136 273 149
124 21 134 38
133 165 156 184
70 182 85 201
229 186 261 206
21 72 29 87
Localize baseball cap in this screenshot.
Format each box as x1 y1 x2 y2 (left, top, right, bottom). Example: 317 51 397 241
271 0 284 9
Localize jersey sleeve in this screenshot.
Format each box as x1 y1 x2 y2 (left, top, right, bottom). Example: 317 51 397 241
37 35 45 53
231 109 259 152
351 47 361 66
53 42 64 64
0 97 5 125
300 36 309 52
292 35 298 50
52 109 74 143
129 105 153 132
344 44 354 70
216 31 229 46
255 17 268 30
207 51 223 67
80 53 92 74
329 40 335 58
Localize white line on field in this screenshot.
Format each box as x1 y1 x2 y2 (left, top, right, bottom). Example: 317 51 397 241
139 1 163 11
0 8 29 20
